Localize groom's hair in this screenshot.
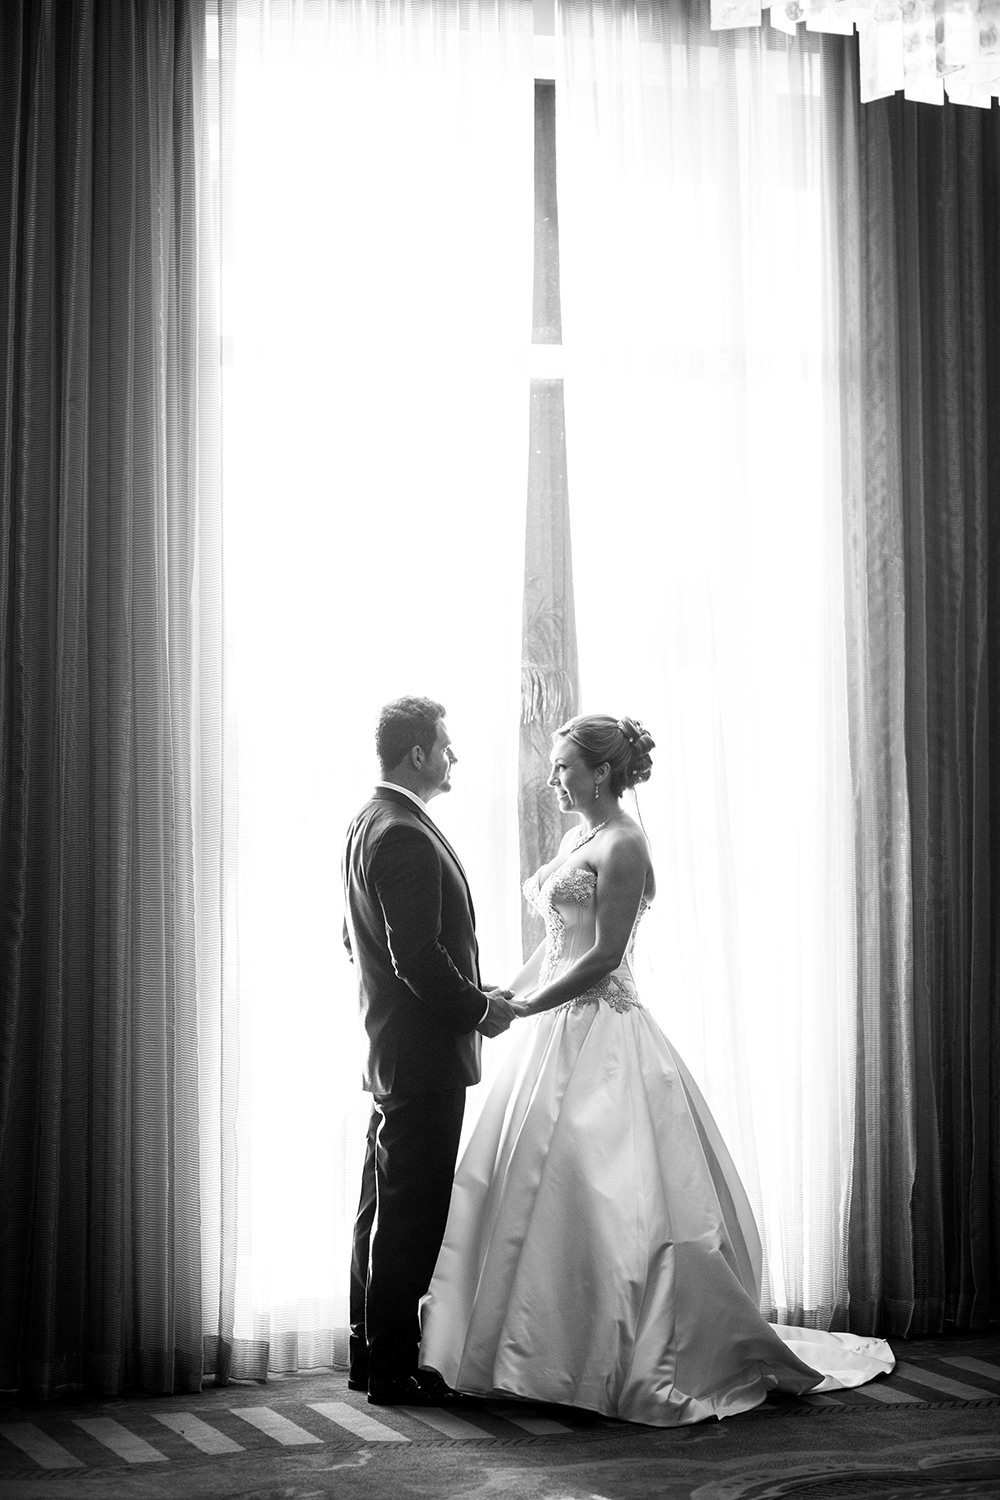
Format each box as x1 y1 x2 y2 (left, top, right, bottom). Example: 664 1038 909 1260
376 696 447 775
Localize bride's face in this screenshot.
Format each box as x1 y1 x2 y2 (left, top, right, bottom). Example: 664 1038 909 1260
547 736 594 816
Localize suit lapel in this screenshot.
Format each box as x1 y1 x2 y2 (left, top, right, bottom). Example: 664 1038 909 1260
412 808 476 922
373 788 476 917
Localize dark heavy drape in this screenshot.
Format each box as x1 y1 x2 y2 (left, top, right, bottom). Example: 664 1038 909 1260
0 0 230 1398
835 50 1000 1336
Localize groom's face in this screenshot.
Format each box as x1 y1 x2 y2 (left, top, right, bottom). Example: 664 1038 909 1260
422 719 457 800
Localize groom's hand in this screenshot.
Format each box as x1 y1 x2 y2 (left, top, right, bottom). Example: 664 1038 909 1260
477 988 516 1037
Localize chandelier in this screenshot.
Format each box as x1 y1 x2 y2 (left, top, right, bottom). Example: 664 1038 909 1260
710 0 1000 105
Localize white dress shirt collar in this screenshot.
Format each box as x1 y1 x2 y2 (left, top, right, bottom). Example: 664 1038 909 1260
375 780 436 822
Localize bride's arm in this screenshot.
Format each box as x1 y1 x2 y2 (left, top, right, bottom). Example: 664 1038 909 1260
514 839 647 1016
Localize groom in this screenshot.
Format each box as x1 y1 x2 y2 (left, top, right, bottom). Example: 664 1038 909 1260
343 695 515 1407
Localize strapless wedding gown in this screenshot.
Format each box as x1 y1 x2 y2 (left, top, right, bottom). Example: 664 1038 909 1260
419 858 894 1426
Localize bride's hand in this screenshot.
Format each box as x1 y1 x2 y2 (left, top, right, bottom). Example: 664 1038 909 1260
508 996 535 1019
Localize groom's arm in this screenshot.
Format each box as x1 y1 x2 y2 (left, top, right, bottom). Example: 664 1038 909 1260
372 824 492 1033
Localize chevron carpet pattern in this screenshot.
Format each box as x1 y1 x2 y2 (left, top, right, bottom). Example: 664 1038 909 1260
2 1338 999 1499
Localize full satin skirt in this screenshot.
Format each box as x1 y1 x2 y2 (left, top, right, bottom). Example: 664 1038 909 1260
420 1000 893 1426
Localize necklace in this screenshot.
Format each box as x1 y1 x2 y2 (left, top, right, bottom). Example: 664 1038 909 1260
570 814 621 852
569 821 605 853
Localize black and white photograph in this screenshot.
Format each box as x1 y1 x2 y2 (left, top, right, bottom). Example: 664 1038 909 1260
1 1 999 1497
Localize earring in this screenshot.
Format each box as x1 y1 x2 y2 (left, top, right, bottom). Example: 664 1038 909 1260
595 782 600 800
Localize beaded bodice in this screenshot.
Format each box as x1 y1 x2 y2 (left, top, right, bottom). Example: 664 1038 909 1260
522 861 647 1014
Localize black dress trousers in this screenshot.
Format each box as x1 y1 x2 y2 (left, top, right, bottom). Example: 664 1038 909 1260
350 1088 466 1386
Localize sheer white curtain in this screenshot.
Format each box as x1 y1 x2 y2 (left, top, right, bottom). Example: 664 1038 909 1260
555 1 855 1327
211 0 534 1373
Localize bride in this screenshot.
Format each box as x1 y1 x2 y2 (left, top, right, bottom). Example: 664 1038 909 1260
419 713 894 1426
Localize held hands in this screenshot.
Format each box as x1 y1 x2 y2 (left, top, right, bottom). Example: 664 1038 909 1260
477 987 517 1038
507 995 536 1019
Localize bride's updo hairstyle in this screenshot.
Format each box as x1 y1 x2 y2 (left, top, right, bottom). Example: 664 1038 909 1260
555 714 655 798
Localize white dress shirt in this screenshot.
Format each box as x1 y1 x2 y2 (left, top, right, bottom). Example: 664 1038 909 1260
375 780 436 819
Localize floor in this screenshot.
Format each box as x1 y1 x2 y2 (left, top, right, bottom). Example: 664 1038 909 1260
2 1332 1000 1500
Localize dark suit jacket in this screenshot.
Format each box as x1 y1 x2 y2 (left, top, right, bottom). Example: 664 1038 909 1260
342 787 489 1096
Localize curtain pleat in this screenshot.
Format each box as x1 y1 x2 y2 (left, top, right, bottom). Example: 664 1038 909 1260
518 81 579 959
553 0 857 1329
837 46 1000 1335
830 50 920 1339
0 0 230 1399
519 373 579 957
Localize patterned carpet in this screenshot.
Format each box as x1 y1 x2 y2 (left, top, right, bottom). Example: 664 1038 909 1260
2 1337 999 1499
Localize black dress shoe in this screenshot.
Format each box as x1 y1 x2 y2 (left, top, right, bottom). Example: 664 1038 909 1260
367 1374 442 1407
347 1375 368 1392
417 1370 478 1406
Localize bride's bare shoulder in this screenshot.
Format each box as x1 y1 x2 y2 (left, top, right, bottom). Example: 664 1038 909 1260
606 816 649 855
601 817 654 887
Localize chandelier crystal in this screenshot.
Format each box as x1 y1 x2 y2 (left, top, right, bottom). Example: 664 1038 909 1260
710 0 1000 106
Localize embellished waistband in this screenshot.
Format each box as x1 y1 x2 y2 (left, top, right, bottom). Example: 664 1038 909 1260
553 973 643 1014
